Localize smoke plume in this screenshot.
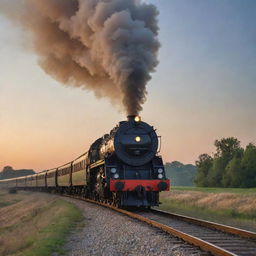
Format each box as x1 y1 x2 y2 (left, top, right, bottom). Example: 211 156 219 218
0 0 160 115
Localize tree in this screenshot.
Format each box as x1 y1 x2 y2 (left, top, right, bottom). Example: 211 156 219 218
194 137 246 188
209 138 243 187
214 137 241 161
240 143 256 188
0 166 35 180
222 156 243 187
2 166 14 173
165 161 196 186
207 157 226 187
194 154 213 187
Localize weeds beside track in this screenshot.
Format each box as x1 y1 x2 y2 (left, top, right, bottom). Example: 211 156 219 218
0 191 82 256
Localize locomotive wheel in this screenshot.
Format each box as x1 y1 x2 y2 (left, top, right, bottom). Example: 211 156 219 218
95 168 106 200
112 193 120 207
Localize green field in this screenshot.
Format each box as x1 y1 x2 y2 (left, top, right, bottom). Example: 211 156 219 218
159 186 256 232
0 191 83 256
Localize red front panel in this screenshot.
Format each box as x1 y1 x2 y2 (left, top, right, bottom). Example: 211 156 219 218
110 179 170 192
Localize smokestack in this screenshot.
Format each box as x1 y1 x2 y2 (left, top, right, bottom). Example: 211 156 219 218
127 115 136 121
0 0 160 115
127 115 141 122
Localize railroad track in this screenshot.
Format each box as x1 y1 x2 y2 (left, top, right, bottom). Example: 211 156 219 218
64 195 256 256
137 209 256 256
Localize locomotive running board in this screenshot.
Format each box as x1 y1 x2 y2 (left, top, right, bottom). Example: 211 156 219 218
89 160 105 169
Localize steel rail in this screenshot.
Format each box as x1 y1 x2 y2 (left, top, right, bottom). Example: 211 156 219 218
150 208 256 240
63 195 242 256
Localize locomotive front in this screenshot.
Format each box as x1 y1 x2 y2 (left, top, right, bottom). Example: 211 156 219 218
113 115 159 166
95 116 170 207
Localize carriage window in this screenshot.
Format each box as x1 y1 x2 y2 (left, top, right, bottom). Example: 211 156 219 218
48 172 55 178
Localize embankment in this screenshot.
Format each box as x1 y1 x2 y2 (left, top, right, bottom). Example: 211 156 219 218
0 190 82 256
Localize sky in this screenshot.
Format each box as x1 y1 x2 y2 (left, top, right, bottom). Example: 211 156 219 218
0 0 255 172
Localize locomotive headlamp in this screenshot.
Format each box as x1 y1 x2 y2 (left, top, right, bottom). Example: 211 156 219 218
158 173 164 179
114 173 119 179
134 116 141 122
135 136 141 143
110 168 117 174
158 168 164 174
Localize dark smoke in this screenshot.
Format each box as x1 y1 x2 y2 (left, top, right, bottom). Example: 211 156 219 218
0 0 160 115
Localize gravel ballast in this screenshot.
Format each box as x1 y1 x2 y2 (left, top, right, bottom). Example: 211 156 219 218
61 198 209 256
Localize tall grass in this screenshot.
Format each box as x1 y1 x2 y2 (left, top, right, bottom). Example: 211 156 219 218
23 200 83 256
160 188 256 232
172 186 256 194
0 191 83 256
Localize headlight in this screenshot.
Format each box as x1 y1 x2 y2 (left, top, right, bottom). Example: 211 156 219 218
158 168 164 174
135 136 141 143
110 168 117 174
158 174 164 179
134 116 141 122
113 173 119 179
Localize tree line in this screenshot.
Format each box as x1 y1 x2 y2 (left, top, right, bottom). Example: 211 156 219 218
0 166 35 180
194 138 256 188
165 161 196 186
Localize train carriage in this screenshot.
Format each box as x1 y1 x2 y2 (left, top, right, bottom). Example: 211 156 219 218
4 179 10 189
46 169 57 188
17 176 26 189
0 179 12 189
26 175 33 188
0 179 7 189
31 174 37 187
37 172 46 188
57 163 72 189
10 178 17 189
72 153 87 187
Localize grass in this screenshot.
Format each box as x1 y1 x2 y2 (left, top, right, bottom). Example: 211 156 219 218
159 187 256 232
171 186 256 194
0 190 83 256
0 192 21 208
0 200 19 208
23 200 83 256
0 201 17 208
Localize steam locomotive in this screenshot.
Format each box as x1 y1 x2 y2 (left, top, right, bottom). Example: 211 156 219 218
0 116 170 207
